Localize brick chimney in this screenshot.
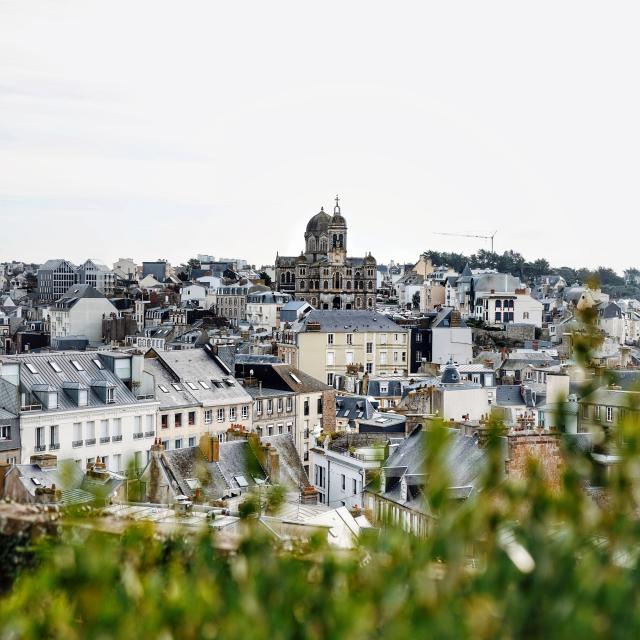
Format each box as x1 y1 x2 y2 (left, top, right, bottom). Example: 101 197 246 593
504 432 564 491
267 447 280 484
200 435 220 463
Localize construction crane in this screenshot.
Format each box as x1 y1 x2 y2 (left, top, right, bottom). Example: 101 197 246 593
434 230 498 253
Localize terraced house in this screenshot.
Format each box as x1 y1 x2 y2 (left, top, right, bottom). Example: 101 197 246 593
0 351 159 472
143 346 252 451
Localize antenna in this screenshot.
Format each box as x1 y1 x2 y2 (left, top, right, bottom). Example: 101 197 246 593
434 230 498 253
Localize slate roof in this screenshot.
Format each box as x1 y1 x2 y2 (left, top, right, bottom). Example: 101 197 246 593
300 310 403 333
260 434 311 488
53 284 107 309
336 395 378 421
473 273 524 293
3 351 148 412
580 388 640 409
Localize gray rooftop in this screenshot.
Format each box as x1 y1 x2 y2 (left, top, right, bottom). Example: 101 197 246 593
301 310 405 333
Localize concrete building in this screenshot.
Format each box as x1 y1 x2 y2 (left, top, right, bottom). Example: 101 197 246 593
76 260 116 297
36 259 77 303
113 258 139 282
48 284 119 346
214 285 249 327
275 197 377 310
142 261 168 282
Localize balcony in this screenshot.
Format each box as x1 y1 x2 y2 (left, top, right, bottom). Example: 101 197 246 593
133 432 144 440
49 443 60 451
100 436 111 444
72 440 83 448
112 435 123 442
21 403 43 412
145 431 155 438
34 445 46 452
85 438 96 446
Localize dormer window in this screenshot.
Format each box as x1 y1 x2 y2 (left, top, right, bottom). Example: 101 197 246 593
106 388 115 403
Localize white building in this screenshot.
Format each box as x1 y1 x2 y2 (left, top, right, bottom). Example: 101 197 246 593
245 291 292 331
431 361 490 422
76 260 116 297
0 351 159 472
113 258 139 282
48 284 119 346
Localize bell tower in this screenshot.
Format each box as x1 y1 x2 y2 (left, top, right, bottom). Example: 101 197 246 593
328 195 347 264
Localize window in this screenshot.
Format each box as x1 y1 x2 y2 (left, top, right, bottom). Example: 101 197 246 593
25 363 38 374
606 406 614 422
100 420 109 439
277 398 283 412
93 359 104 370
268 425 274 436
366 342 373 354
204 409 212 424
380 352 387 365
327 373 334 386
0 425 9 440
175 439 182 449
346 351 354 364
229 407 237 421
327 333 334 345
256 400 263 414
278 424 283 434
188 437 196 447
217 408 225 422
416 333 422 343
241 405 249 419
114 418 122 437
188 411 196 425
134 416 142 434
523 312 530 320
199 380 211 390
304 399 309 416
346 334 353 345
415 350 422 362
49 360 62 373
366 363 373 374
380 334 387 344
187 382 198 391
35 426 45 450
402 352 406 363
106 387 115 404
267 399 273 414
393 351 399 363
174 413 182 428
353 478 357 495
71 360 84 371
172 384 183 392
326 351 335 366
317 397 323 413
72 422 82 444
158 384 169 393
113 454 122 472
161 414 169 429
341 474 346 490
286 397 293 412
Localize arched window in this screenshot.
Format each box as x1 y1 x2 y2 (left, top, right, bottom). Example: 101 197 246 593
368 281 373 290
367 298 373 308
319 237 327 252
281 273 286 284
338 234 344 248
311 297 317 306
356 298 362 308
346 281 351 289
495 300 502 308
308 237 316 252
332 234 338 248
285 272 291 284
300 280 305 289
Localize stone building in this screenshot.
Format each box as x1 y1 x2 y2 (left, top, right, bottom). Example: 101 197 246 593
275 197 377 310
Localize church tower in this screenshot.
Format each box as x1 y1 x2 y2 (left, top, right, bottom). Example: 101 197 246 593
328 195 347 265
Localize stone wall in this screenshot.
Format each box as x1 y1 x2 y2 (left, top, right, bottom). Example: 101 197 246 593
505 432 564 491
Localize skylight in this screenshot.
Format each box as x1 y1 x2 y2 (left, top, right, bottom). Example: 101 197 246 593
234 475 249 488
172 384 183 391
187 382 198 391
289 372 302 385
71 360 84 371
158 384 169 393
25 363 38 374
199 381 211 390
223 378 234 387
49 361 63 373
93 359 104 370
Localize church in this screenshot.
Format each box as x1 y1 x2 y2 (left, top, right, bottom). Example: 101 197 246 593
275 197 377 310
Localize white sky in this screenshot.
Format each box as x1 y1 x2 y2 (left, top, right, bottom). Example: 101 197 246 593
1 1 638 273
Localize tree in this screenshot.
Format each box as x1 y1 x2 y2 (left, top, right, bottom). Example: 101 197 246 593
259 271 272 287
412 291 421 309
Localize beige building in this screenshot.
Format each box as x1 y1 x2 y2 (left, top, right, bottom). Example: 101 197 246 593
276 310 410 388
143 347 252 451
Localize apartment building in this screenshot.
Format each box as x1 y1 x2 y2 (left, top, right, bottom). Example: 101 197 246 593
277 310 410 388
0 351 159 472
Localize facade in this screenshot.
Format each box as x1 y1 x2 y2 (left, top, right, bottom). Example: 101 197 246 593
76 260 116 296
578 388 640 434
214 285 249 326
143 347 252 451
276 310 410 387
275 197 377 310
245 291 292 331
142 261 168 281
36 259 77 302
0 407 20 464
48 284 119 345
0 351 159 471
113 258 139 282
431 361 490 422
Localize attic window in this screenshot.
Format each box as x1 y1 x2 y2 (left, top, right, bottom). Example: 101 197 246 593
49 361 63 373
71 360 84 371
290 372 302 385
93 359 104 370
223 378 235 387
212 380 223 388
199 381 210 390
31 478 42 486
158 384 169 393
234 475 249 488
187 382 198 391
171 384 183 391
25 363 38 374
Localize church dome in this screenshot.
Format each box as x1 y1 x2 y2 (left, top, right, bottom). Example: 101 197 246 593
329 214 347 227
306 208 332 233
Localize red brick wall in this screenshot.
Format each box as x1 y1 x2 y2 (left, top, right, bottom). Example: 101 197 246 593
505 433 564 491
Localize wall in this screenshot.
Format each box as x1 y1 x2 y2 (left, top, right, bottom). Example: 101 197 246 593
504 432 564 491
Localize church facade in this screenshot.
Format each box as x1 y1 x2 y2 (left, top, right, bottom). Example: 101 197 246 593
275 198 377 310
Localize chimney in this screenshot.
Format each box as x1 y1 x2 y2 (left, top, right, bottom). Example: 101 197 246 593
199 435 220 463
268 447 280 484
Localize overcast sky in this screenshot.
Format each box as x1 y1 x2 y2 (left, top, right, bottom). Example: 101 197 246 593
1 1 638 273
